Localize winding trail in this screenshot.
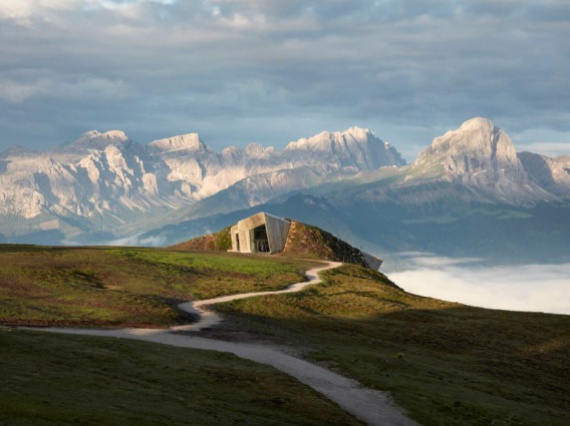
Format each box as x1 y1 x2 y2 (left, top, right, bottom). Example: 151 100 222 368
32 261 419 426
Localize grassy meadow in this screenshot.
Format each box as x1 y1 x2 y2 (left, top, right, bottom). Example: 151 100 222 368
0 327 361 425
214 264 570 426
0 244 315 327
1 243 568 425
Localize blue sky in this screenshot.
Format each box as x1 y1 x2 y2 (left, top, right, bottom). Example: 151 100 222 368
1 0 569 160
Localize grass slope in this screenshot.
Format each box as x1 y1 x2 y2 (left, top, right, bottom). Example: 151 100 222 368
171 220 373 268
2 245 568 425
170 227 232 251
214 264 570 426
0 244 315 328
0 328 361 426
282 221 369 267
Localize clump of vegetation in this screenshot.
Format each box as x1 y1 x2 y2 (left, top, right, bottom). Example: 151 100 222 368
215 263 570 426
171 227 232 251
283 221 370 267
0 329 361 425
0 245 315 328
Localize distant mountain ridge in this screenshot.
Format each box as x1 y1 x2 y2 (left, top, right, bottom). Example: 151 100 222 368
1 117 568 263
132 118 570 264
406 117 564 205
0 126 404 244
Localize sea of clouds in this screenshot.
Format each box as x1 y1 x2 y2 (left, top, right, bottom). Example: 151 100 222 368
387 253 570 315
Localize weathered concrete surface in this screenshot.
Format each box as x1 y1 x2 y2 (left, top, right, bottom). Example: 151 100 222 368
230 212 291 254
363 251 383 270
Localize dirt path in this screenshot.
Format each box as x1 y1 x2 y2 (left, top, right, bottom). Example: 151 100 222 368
173 262 343 332
32 261 419 426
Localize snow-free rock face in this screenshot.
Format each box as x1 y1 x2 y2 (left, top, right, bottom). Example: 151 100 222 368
284 127 405 172
414 118 525 182
0 126 404 243
63 130 131 152
148 133 207 153
2 119 568 246
410 117 552 203
519 152 570 197
128 119 570 258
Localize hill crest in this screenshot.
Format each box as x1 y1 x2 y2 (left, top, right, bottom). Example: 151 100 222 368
171 215 382 271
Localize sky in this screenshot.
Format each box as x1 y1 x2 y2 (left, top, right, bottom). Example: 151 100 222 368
1 0 569 161
388 253 570 315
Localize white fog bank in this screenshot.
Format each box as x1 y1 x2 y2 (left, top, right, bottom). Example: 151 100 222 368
387 254 570 315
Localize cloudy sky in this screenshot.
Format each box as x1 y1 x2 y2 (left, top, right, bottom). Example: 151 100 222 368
1 0 569 160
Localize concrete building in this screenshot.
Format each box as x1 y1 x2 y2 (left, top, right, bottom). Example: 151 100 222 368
230 212 291 254
228 212 383 270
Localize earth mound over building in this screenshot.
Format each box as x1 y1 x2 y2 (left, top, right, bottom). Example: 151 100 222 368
172 212 382 271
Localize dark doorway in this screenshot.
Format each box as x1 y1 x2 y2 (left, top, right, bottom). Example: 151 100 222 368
252 225 270 253
235 234 240 252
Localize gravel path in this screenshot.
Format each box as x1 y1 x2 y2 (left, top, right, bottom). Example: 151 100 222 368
32 261 420 426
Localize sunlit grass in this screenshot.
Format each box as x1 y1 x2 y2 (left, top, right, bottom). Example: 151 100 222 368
0 244 316 327
215 264 570 426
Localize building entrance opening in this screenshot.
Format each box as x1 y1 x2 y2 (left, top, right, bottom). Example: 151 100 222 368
252 225 270 253
230 212 291 255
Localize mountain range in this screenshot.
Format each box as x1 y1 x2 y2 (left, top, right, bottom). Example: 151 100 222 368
1 117 569 264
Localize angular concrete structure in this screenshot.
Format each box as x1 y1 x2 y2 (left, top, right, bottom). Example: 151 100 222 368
362 252 383 271
228 212 383 270
230 212 291 254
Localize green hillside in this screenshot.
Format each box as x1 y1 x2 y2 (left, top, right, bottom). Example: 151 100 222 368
0 329 360 425
170 227 232 251
171 220 374 267
214 264 570 426
281 220 370 266
0 245 568 425
0 244 314 327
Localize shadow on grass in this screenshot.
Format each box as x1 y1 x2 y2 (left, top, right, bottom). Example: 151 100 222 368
213 264 570 426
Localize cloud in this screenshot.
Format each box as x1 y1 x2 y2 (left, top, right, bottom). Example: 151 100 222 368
0 77 129 103
388 254 570 315
0 0 569 155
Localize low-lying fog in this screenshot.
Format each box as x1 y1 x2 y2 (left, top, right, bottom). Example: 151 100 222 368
385 253 570 315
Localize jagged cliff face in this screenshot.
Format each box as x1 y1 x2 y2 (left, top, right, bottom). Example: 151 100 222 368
0 127 404 242
1 117 568 248
124 118 570 263
283 127 404 172
406 118 560 204
414 118 524 182
518 152 570 197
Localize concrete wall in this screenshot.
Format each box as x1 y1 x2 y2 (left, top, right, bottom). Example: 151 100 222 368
362 252 383 271
229 213 381 271
264 213 291 253
229 212 291 254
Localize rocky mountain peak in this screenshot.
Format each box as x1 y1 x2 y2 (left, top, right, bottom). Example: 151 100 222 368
76 129 129 145
409 117 554 204
458 117 497 132
518 152 570 197
0 145 37 159
344 126 373 138
285 127 367 151
148 133 207 153
245 143 273 157
415 117 520 172
283 126 405 169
